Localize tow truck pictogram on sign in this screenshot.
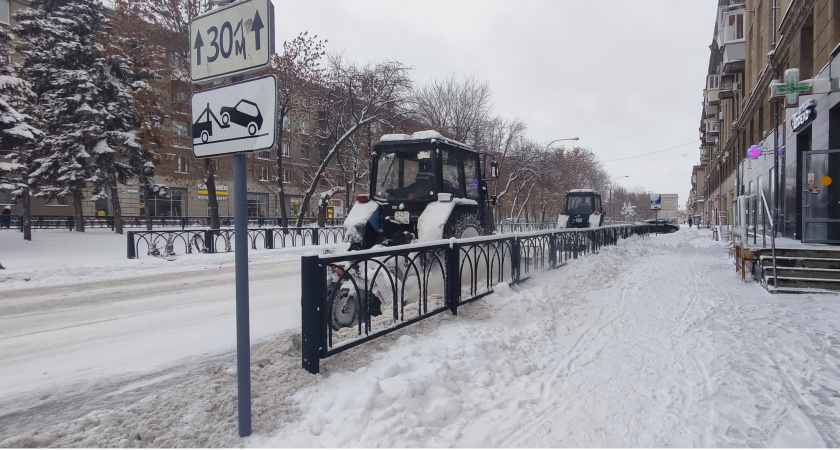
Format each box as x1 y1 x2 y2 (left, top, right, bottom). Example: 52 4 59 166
191 74 277 158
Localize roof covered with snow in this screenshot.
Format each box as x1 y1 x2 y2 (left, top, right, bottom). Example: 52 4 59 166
378 130 474 150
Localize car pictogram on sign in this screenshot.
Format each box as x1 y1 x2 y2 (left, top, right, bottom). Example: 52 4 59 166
191 74 276 158
220 100 263 136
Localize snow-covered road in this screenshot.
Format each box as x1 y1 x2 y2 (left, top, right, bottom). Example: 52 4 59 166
0 243 308 439
1 227 839 447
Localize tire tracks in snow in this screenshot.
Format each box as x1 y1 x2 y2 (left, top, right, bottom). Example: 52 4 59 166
538 285 628 404
499 262 651 447
713 285 839 447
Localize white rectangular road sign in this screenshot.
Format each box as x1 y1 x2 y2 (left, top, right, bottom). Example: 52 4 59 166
650 193 662 210
190 0 274 83
192 75 277 158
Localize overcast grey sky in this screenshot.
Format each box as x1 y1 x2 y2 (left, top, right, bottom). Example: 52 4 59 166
273 0 718 206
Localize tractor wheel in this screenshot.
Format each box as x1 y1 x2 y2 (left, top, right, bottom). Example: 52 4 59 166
329 284 358 330
442 213 484 239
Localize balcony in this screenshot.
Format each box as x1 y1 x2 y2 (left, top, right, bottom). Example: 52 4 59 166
720 74 736 98
705 102 717 117
705 119 720 135
722 41 745 73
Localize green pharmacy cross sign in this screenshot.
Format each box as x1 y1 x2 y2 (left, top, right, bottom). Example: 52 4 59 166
770 68 813 107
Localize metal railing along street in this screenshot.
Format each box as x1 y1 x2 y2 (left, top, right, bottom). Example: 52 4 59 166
125 226 346 259
1 215 342 231
301 224 650 374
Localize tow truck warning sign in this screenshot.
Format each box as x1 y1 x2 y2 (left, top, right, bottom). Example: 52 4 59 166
191 75 277 158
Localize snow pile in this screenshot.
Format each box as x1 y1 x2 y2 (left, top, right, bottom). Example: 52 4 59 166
2 227 839 447
416 200 456 242
0 229 344 290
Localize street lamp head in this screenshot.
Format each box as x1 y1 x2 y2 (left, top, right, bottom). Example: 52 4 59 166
545 137 580 151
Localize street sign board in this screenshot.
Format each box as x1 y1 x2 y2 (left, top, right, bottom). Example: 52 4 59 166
190 0 274 83
192 75 277 158
650 193 662 210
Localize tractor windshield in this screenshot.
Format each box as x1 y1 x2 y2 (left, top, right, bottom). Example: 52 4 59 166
566 194 594 215
374 148 435 202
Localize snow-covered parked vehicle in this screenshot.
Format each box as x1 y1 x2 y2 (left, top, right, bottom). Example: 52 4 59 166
556 189 605 229
330 131 499 329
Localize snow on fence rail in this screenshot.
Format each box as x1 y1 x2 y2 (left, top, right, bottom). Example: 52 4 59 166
300 224 650 374
2 215 343 231
125 227 345 258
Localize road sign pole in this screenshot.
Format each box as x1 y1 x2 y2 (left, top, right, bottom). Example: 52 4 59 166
234 151 251 437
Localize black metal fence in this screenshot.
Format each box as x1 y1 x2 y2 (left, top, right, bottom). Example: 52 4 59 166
126 226 346 258
1 215 342 231
301 224 649 373
495 221 558 234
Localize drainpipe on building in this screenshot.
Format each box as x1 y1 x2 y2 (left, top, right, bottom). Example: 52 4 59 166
718 157 723 230
770 0 780 236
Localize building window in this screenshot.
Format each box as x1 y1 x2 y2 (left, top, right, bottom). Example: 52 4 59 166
257 151 271 160
0 188 13 205
46 195 69 206
259 165 270 181
173 122 188 148
142 188 186 217
288 196 302 217
300 144 309 159
172 91 188 104
283 168 290 183
725 12 744 42
282 116 290 132
246 192 268 217
707 75 719 90
0 0 9 25
299 97 308 108
176 156 189 174
300 120 309 135
281 141 289 156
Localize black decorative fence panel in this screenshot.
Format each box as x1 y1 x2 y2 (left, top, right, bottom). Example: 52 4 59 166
126 226 345 258
301 224 650 373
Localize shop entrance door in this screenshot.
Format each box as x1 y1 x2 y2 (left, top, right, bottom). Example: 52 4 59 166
802 149 840 243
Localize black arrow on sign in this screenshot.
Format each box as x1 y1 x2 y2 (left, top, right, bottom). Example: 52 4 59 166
194 31 204 65
252 10 264 51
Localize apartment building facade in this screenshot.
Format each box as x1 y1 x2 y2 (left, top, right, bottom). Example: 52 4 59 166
698 0 840 243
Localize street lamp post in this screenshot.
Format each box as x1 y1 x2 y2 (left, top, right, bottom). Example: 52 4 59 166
543 136 579 151
541 137 578 223
609 175 629 222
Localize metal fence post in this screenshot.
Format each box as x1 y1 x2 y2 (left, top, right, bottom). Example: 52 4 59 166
204 230 215 253
126 231 136 259
312 228 320 246
301 254 324 374
445 242 460 315
512 237 521 283
548 233 557 269
265 229 274 249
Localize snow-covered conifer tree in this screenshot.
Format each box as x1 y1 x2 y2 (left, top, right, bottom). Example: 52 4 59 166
0 24 42 240
15 0 109 232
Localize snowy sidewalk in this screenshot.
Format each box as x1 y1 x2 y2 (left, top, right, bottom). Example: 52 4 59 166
2 227 839 447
